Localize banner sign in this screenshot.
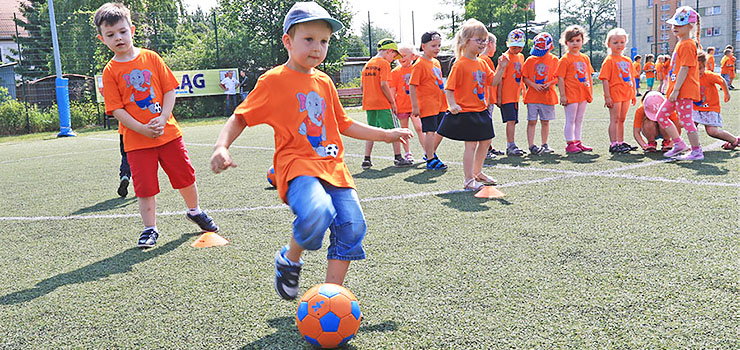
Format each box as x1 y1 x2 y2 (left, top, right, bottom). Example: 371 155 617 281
95 68 239 103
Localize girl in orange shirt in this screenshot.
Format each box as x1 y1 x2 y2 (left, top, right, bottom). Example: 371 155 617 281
599 28 637 154
694 51 739 149
440 19 507 190
644 54 655 91
659 6 704 160
390 44 425 162
705 47 715 72
556 25 594 153
655 55 665 92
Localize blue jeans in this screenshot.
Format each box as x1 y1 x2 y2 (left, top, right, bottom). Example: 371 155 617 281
286 176 367 260
119 134 130 179
225 94 239 116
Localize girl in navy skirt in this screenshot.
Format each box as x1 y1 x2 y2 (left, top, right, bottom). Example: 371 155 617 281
439 19 508 190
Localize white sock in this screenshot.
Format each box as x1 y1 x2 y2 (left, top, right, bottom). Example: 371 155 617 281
145 226 158 232
187 207 202 216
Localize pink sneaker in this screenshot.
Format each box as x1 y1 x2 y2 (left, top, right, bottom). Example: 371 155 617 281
663 142 689 157
676 149 704 160
576 141 592 152
565 143 582 153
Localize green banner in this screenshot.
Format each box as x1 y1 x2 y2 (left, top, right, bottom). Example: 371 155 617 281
95 68 239 103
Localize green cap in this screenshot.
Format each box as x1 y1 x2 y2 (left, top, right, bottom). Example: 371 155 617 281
377 38 402 60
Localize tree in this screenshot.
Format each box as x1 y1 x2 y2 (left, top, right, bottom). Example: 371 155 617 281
358 21 396 56
464 0 536 56
548 0 617 69
434 0 465 39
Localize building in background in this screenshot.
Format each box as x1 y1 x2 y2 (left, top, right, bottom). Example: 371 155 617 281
0 0 27 64
618 0 739 71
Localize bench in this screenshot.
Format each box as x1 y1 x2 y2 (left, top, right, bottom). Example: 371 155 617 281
337 87 362 107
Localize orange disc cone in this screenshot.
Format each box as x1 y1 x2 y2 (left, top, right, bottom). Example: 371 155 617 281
474 186 505 199
191 232 229 248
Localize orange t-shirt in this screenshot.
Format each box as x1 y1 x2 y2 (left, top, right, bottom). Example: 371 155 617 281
599 55 636 102
556 52 593 104
444 56 494 112
390 65 414 114
663 57 671 77
103 48 182 152
644 62 655 79
721 55 736 77
410 57 446 118
695 71 726 113
361 56 392 110
666 40 701 101
633 105 679 129
706 55 715 72
655 62 664 80
633 61 642 77
234 65 355 203
479 55 498 105
499 51 524 104
522 53 559 105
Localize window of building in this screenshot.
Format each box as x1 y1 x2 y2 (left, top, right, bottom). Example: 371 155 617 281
713 27 720 36
713 6 720 14
736 31 740 42
661 14 669 20
647 36 654 43
705 6 721 15
647 17 653 24
705 28 713 37
661 33 670 40
661 4 670 11
660 24 669 31
736 9 740 20
648 0 653 7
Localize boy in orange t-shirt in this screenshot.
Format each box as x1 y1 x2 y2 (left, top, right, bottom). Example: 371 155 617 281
633 55 642 96
210 2 412 300
497 29 526 156
361 38 411 168
522 32 558 155
706 47 716 72
390 44 425 162
96 3 218 248
643 54 656 91
694 51 738 149
720 48 736 89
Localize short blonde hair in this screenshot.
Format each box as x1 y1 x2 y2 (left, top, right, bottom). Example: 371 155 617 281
604 28 629 54
452 19 488 59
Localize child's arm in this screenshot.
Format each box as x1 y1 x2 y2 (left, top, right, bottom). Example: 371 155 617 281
602 80 613 108
210 114 247 173
557 77 567 106
148 89 176 130
490 55 509 87
341 121 412 144
409 85 420 117
112 108 161 138
523 77 545 92
668 66 689 102
445 90 461 114
719 78 731 102
496 81 502 107
633 126 647 149
380 81 398 114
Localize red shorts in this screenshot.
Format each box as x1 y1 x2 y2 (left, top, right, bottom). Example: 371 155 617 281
127 136 196 197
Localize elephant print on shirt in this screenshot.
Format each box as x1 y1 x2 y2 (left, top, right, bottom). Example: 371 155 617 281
616 61 634 85
123 69 161 114
297 91 336 158
433 67 444 90
472 70 486 101
534 63 548 84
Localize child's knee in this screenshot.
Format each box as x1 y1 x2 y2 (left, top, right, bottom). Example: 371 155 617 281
293 201 336 251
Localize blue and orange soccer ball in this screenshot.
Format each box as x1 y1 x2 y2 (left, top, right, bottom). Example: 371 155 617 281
295 283 362 348
267 166 276 187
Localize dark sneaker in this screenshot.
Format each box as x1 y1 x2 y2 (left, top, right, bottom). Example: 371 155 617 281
622 142 639 151
486 148 497 159
490 148 504 155
138 228 159 248
528 145 543 155
274 246 303 300
394 157 413 167
609 144 619 153
361 159 373 169
540 143 554 153
506 146 525 156
617 143 633 153
187 211 219 232
117 176 129 198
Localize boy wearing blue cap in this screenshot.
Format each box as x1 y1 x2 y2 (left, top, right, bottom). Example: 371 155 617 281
210 2 413 300
522 32 558 154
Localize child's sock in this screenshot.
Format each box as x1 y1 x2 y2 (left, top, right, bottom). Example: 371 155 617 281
145 225 158 232
507 142 516 149
364 156 371 161
610 141 619 147
691 146 702 151
187 207 202 216
394 154 403 160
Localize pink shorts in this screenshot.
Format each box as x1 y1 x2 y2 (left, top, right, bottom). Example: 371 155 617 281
127 136 196 198
396 112 412 120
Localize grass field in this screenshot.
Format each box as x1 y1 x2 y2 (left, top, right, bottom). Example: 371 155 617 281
1 85 739 349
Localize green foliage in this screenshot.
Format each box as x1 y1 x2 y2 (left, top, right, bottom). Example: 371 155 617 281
464 0 535 56
337 77 361 89
346 35 370 57
358 20 396 56
547 0 617 70
0 98 101 136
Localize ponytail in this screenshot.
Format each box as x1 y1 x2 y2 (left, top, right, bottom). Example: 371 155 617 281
694 15 701 47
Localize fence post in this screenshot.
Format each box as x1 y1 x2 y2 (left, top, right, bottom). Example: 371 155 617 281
213 11 220 67
14 12 30 134
367 11 372 56
153 12 159 53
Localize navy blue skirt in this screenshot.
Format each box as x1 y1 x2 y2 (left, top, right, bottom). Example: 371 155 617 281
437 110 495 141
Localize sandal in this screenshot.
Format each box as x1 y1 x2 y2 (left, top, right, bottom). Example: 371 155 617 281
463 178 484 191
474 172 497 185
721 137 740 150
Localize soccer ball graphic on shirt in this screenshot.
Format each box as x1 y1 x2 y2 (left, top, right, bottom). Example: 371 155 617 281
325 144 339 158
296 283 362 348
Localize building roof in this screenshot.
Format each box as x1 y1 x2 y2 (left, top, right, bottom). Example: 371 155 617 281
0 0 28 39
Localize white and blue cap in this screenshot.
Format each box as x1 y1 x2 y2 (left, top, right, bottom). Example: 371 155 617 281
283 2 344 34
506 29 526 48
529 32 553 56
666 6 699 26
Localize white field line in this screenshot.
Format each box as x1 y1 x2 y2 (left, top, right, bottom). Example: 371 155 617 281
0 139 735 222
0 148 118 165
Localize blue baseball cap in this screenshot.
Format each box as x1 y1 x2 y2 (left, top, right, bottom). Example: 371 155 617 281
283 2 344 34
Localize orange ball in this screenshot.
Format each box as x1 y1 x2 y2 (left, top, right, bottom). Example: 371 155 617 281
266 165 276 187
295 283 362 348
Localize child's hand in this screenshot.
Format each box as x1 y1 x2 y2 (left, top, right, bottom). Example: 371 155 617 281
139 123 163 138
560 96 568 106
390 101 398 115
385 128 413 144
724 94 731 103
536 83 547 92
631 96 637 106
411 106 420 118
498 55 509 68
604 97 613 108
210 146 237 173
668 91 678 102
449 104 462 114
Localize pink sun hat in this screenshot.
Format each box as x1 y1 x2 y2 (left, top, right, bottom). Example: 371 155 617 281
643 91 666 121
666 6 699 26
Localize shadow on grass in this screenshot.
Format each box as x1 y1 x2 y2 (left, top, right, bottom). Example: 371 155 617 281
436 190 509 212
240 317 398 350
486 156 532 167
0 233 192 305
404 168 447 184
534 153 564 165
69 197 136 216
562 152 600 164
354 165 420 180
608 152 646 163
